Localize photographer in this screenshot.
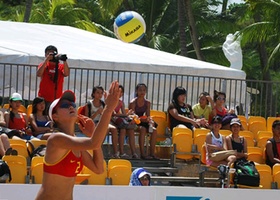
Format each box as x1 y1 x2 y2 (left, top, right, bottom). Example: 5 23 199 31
37 45 70 110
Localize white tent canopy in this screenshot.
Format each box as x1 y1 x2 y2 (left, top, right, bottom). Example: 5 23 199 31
0 20 246 79
0 21 248 112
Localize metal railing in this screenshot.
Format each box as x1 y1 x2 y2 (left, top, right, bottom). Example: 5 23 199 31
0 63 279 118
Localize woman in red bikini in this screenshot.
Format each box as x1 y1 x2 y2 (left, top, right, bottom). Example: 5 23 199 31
35 81 120 200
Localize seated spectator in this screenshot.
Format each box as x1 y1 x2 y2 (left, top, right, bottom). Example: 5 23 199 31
4 93 38 140
210 90 236 130
205 116 236 167
28 97 53 140
85 85 119 158
129 83 158 160
0 134 18 158
129 167 152 186
265 120 280 167
192 92 213 128
112 85 138 159
226 118 248 161
168 86 206 132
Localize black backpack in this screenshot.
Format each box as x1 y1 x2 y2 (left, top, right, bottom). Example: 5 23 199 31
0 160 11 182
27 141 46 158
234 160 260 187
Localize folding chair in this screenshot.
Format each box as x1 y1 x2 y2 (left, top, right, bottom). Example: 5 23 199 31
82 160 108 185
30 156 44 184
2 155 28 183
255 164 272 189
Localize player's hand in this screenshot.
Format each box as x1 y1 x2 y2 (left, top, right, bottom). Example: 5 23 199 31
104 80 121 112
77 114 95 137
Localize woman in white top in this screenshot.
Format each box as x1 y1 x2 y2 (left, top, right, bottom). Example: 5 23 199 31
205 116 236 167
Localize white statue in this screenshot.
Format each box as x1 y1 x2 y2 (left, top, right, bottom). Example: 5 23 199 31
222 32 243 70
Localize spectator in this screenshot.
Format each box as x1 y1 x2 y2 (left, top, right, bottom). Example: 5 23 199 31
129 167 152 186
0 134 18 158
192 91 214 128
226 118 248 161
210 90 236 129
112 85 138 159
85 85 119 158
265 120 280 167
168 86 206 132
28 97 53 140
129 83 158 160
37 45 70 109
4 93 37 140
205 116 236 167
35 81 120 200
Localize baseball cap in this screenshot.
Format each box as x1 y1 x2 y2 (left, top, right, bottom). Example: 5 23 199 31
230 118 241 126
211 116 222 124
10 93 23 101
137 168 151 179
48 90 76 121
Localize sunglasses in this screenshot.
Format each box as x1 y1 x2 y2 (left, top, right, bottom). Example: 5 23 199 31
217 97 225 101
59 101 76 109
140 176 149 181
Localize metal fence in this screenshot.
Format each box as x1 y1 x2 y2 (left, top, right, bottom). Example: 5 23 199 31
0 63 279 118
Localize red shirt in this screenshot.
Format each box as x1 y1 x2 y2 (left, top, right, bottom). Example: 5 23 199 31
8 113 26 130
44 150 83 177
38 61 65 102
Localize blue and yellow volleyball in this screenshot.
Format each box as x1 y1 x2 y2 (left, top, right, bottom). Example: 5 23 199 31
113 11 146 43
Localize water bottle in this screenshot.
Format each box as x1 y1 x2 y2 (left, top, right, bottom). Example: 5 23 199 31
148 121 153 133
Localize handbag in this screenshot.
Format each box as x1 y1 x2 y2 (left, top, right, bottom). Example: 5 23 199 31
112 116 135 129
209 150 236 162
0 126 22 139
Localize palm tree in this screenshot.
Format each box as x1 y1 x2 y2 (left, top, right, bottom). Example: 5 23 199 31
23 0 33 22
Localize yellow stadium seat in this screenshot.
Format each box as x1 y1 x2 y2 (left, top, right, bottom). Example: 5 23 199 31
248 116 266 126
247 147 264 164
30 156 44 184
193 134 207 159
239 130 254 139
193 128 210 138
255 164 272 189
237 115 247 122
75 174 91 184
82 160 107 185
107 159 132 185
18 105 27 113
9 139 29 158
257 131 272 141
2 155 28 183
219 130 231 136
26 104 33 118
171 131 194 161
248 121 267 140
150 110 166 120
152 116 168 142
3 104 9 110
257 136 270 151
172 127 193 137
272 164 280 188
266 117 280 132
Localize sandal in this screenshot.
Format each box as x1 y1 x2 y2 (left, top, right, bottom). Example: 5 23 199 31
150 155 160 160
141 155 153 160
120 153 130 159
132 153 139 159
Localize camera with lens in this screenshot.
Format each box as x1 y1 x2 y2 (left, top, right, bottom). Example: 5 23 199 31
50 51 67 62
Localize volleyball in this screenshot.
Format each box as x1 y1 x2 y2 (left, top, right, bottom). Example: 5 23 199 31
113 11 146 43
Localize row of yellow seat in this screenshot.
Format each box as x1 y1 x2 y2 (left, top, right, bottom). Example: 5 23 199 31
2 155 132 185
1 103 33 118
9 139 47 158
172 127 269 164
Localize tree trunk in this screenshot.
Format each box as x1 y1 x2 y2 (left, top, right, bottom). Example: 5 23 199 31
184 0 205 60
221 0 228 16
23 0 33 22
178 0 188 57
